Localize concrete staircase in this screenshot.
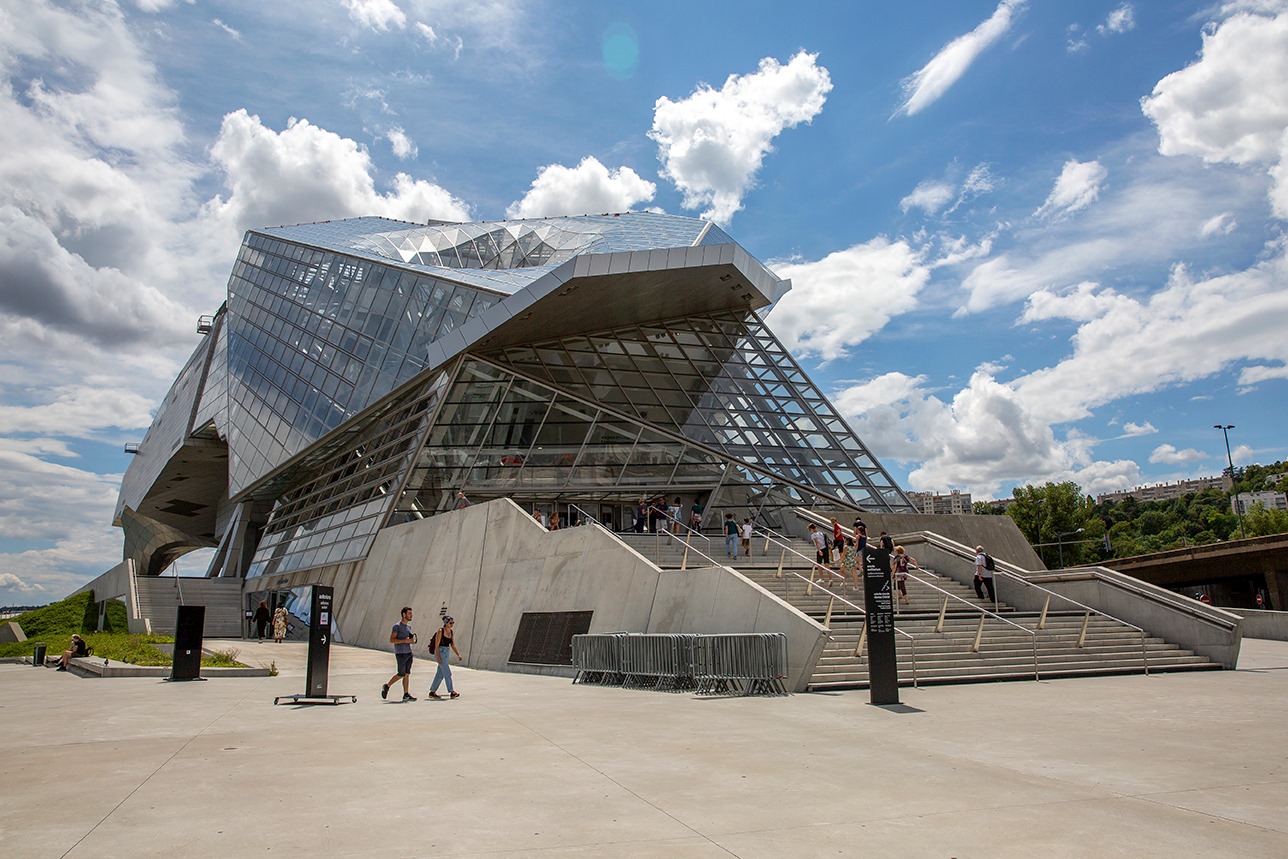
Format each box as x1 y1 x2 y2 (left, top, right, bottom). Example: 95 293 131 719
134 576 244 638
614 530 1221 689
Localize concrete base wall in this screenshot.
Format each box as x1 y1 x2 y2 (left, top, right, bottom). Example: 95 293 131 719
253 499 828 691
891 533 1242 669
1220 608 1288 641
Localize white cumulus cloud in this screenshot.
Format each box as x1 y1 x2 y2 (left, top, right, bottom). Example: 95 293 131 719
896 0 1026 117
766 238 929 363
342 0 406 32
1200 211 1238 237
650 51 832 225
1142 9 1288 204
387 126 417 160
900 181 955 214
1034 159 1108 219
1098 4 1136 35
1121 421 1157 437
505 156 656 219
1150 443 1207 464
200 110 469 242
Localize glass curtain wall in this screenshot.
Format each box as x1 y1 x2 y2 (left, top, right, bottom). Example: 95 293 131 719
392 357 839 532
483 310 912 513
224 232 500 494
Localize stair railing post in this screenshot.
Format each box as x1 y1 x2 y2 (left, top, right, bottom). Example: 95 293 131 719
934 596 948 633
854 619 867 659
1033 636 1040 681
1037 595 1050 630
681 536 690 571
824 596 834 628
775 548 785 579
1141 629 1149 675
971 613 985 653
1076 610 1090 648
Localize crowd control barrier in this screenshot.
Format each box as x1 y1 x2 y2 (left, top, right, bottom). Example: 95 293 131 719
572 633 787 696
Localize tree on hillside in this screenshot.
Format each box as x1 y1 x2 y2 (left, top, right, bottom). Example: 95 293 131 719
1007 482 1104 568
1238 503 1288 539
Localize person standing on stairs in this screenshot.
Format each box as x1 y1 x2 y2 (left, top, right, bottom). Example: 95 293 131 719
974 545 996 603
724 512 740 559
838 536 859 590
893 546 917 605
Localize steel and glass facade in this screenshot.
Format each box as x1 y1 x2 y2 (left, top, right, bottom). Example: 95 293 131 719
115 212 914 581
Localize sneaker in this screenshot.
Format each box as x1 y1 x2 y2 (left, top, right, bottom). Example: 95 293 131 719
402 692 417 701
428 692 443 699
380 683 389 700
449 691 460 699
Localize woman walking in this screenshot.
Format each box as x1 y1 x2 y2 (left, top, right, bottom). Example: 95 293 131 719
893 545 918 606
837 537 859 590
272 606 288 643
428 616 463 699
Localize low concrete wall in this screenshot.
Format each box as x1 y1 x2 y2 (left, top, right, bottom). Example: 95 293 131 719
1026 568 1242 668
893 532 1242 668
254 499 828 692
1220 608 1288 641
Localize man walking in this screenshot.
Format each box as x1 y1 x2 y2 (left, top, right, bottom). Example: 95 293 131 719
974 546 996 603
382 606 417 702
724 511 740 558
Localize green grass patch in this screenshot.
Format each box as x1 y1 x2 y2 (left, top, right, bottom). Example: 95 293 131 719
1 593 248 667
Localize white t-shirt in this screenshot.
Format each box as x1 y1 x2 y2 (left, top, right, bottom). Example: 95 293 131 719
810 531 827 551
740 523 753 539
976 551 992 578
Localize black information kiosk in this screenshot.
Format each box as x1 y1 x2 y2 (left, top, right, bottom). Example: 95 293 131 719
861 545 900 705
168 605 206 682
273 586 355 705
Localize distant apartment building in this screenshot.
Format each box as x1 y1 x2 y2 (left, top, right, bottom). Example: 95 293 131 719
1232 491 1288 515
1097 475 1230 505
906 489 973 515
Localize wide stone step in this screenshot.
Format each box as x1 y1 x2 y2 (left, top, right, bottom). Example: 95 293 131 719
807 659 1222 690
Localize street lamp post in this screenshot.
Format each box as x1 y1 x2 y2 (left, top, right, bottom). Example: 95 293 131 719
1215 424 1246 540
1056 528 1084 569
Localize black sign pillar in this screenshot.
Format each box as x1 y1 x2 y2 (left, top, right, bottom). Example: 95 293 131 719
171 605 205 681
305 586 333 698
861 546 900 704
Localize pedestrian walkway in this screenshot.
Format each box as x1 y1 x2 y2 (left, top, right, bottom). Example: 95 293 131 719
3 640 1286 857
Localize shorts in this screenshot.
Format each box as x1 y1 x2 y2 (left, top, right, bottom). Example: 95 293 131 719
395 651 414 675
896 579 907 595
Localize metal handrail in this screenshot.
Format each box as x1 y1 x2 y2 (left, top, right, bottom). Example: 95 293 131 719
895 530 1150 675
750 526 920 686
784 511 1043 680
1026 567 1240 631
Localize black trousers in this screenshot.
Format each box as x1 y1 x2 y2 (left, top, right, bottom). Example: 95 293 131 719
974 576 995 601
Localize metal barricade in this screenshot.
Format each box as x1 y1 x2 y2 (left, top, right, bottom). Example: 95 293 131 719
571 633 626 686
693 633 788 696
620 633 697 691
573 633 786 695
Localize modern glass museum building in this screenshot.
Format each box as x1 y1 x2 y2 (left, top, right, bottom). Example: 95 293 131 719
115 212 915 584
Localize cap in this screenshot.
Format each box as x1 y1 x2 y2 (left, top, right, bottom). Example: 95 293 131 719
443 616 454 624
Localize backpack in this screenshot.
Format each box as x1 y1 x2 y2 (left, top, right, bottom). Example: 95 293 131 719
983 553 996 571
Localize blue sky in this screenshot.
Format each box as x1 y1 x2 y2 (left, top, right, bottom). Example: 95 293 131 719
2 0 1287 601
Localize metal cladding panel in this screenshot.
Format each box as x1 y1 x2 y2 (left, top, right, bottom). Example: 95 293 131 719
115 332 215 522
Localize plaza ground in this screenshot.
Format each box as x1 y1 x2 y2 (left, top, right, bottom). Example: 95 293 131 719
1 639 1285 858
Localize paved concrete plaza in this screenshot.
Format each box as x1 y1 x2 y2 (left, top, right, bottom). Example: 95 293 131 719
2 639 1286 858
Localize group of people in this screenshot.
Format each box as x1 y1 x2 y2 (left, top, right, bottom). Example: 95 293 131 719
253 601 290 642
381 607 464 702
805 517 918 605
722 512 755 558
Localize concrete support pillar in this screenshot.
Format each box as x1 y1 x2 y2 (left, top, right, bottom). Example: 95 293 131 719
1265 568 1288 612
